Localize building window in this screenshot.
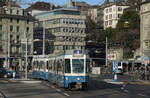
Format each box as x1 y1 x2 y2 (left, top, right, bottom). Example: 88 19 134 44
10 18 13 22
118 7 122 11
27 20 29 24
16 26 19 32
109 20 112 25
105 21 108 26
17 19 19 23
10 9 13 14
17 10 19 14
0 25 2 31
10 25 13 32
118 14 122 18
106 9 108 13
26 27 29 32
109 14 112 19
16 35 19 42
106 15 108 20
0 18 2 22
109 8 112 12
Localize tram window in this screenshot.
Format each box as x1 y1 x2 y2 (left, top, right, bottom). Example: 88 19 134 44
72 59 84 73
49 60 53 71
65 59 71 73
86 60 90 73
46 61 48 70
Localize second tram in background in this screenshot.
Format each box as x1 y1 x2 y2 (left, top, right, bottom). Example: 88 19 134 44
32 50 89 89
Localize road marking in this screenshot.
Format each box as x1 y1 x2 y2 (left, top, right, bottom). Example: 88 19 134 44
0 80 8 83
124 90 128 93
56 89 61 92
51 86 55 88
123 84 126 87
64 93 70 97
8 80 16 82
138 94 149 98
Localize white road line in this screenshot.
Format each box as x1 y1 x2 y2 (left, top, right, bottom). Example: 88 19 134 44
124 90 128 93
138 94 149 98
64 93 70 97
51 86 55 88
123 84 126 87
56 89 61 92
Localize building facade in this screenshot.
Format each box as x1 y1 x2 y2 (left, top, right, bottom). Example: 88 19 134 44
0 5 34 69
140 0 150 57
34 8 86 55
108 48 123 61
72 1 91 16
88 6 98 23
103 4 129 29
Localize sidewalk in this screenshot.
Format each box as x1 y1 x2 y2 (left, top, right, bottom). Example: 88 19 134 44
90 73 150 85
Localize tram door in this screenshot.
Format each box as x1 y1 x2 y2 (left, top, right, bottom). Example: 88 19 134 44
56 59 64 87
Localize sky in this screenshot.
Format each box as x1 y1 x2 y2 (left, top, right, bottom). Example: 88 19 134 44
21 0 112 8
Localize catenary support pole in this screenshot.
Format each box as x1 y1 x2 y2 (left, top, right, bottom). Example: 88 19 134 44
106 37 108 67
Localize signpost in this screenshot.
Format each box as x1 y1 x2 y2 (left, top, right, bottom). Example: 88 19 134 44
114 61 118 82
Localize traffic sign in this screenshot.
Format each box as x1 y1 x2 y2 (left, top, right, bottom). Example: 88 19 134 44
114 61 118 73
7 57 11 60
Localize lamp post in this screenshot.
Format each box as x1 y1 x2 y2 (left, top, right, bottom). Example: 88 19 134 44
43 21 45 56
7 19 10 69
106 37 108 67
24 30 28 80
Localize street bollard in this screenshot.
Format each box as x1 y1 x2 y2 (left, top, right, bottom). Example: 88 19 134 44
12 70 16 80
114 73 118 82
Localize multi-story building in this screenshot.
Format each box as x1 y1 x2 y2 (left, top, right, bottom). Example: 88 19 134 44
0 1 34 69
103 3 129 29
72 1 91 16
88 6 98 23
140 0 150 58
26 1 56 16
34 8 86 55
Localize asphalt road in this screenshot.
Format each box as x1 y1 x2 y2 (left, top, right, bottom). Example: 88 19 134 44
0 73 150 98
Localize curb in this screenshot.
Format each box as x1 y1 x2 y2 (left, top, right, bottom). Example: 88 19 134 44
103 79 124 84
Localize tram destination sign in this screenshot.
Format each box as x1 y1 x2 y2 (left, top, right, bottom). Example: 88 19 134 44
73 50 83 57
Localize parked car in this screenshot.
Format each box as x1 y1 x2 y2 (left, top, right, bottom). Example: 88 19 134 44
0 67 14 78
0 68 8 78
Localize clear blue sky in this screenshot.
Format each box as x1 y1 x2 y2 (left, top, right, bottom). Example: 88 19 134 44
22 0 114 8
26 0 108 6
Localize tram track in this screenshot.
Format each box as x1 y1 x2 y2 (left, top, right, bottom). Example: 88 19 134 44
0 90 6 98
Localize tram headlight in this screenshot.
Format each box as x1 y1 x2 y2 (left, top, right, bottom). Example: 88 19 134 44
65 77 68 80
77 78 80 80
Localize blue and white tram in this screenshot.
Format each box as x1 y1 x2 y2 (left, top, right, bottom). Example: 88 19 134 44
48 53 89 89
32 51 89 89
32 56 49 80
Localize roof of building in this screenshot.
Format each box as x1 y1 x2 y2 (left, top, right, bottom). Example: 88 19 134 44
141 0 150 5
102 1 129 9
35 8 81 18
72 1 91 7
0 13 36 21
26 2 55 11
0 0 20 8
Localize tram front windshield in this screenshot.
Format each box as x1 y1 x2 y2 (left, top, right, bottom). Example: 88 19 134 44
72 59 84 73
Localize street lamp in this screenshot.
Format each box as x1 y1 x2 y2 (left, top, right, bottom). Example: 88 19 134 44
24 30 28 80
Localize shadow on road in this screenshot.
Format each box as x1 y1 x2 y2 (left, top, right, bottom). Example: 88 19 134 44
88 77 122 91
